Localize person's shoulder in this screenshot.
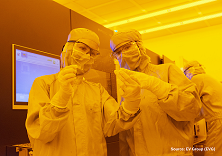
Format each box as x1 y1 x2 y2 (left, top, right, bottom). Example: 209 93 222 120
192 74 222 91
153 62 175 68
152 63 178 71
165 63 178 68
193 74 218 83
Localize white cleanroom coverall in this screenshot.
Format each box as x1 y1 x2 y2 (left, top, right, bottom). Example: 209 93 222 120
119 63 201 156
26 28 141 156
110 29 201 156
191 74 222 156
26 73 141 156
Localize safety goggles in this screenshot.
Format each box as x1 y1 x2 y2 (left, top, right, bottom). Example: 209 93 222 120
68 41 100 58
111 41 137 59
183 67 190 73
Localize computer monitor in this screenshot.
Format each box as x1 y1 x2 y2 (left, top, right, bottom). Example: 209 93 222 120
12 44 60 109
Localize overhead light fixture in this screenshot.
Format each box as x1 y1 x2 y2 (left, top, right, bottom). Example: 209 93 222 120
139 12 222 34
104 0 216 28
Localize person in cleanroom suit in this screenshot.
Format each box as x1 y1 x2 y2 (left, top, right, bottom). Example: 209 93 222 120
184 60 222 156
25 28 142 156
110 29 202 156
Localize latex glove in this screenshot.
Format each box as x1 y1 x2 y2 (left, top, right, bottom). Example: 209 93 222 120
51 65 77 108
120 68 171 100
115 69 141 114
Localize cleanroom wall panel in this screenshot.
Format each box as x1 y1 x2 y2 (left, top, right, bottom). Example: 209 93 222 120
146 48 161 65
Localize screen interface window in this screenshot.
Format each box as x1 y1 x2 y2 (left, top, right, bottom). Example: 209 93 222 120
16 49 60 102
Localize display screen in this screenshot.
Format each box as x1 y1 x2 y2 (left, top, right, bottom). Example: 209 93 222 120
12 44 60 109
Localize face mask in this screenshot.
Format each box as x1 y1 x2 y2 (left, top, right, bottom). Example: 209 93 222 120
71 49 94 75
121 47 141 71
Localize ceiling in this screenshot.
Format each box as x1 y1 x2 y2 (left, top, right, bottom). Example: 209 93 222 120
53 0 222 40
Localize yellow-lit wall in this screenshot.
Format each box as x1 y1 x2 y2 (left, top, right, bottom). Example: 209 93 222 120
143 23 222 81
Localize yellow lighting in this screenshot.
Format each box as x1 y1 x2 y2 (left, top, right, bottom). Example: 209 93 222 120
104 0 216 28
139 12 222 34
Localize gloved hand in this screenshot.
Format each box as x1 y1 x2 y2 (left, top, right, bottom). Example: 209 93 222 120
115 69 141 114
51 65 78 108
119 68 171 100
